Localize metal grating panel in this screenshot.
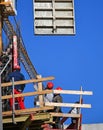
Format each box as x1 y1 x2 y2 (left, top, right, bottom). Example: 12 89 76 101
33 0 75 35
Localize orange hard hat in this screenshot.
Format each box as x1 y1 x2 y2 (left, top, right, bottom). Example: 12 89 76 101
47 82 54 89
56 86 62 90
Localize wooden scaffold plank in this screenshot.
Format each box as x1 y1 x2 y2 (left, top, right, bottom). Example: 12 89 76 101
2 106 54 117
53 89 93 95
2 90 52 100
45 102 92 108
50 112 80 118
37 75 44 107
1 76 55 87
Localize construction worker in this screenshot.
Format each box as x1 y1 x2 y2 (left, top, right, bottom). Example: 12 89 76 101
6 65 25 110
67 101 80 129
70 101 79 121
44 82 54 102
52 86 63 129
34 82 54 106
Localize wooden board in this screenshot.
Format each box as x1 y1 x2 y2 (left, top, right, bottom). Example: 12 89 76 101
1 76 55 87
45 102 91 108
2 106 54 116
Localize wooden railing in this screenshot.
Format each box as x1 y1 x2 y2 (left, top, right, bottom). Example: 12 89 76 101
1 75 93 130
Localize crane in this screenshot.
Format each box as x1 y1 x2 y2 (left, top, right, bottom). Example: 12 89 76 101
0 1 93 130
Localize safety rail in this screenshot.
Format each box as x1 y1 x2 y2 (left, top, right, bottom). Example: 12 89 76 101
1 75 93 130
1 75 54 114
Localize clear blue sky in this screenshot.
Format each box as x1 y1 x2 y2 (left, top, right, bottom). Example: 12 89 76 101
16 0 103 124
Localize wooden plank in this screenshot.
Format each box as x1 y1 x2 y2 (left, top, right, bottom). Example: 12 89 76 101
53 90 93 95
3 113 51 124
78 86 83 130
1 76 55 87
37 75 44 107
3 115 29 123
50 112 80 118
21 113 51 130
2 106 54 116
2 90 52 100
45 102 91 108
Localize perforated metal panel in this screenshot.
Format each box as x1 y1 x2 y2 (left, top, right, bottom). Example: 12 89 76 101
33 0 75 35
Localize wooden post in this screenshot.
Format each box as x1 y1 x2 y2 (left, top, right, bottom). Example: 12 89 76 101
78 86 83 130
37 75 44 107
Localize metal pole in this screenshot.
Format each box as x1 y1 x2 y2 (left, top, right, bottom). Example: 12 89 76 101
12 77 16 124
0 74 3 130
0 55 12 75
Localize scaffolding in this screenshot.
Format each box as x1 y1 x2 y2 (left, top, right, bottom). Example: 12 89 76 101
0 1 93 130
1 75 92 130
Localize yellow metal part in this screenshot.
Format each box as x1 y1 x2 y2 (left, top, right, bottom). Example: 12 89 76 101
0 2 11 5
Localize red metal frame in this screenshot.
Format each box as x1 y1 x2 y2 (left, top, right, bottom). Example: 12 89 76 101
13 35 18 70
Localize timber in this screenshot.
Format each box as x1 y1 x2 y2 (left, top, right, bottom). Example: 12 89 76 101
2 89 92 100
37 75 44 107
20 112 51 130
1 76 55 87
3 113 51 124
45 102 91 108
2 106 54 116
50 112 80 118
2 90 52 100
53 89 93 95
3 115 29 123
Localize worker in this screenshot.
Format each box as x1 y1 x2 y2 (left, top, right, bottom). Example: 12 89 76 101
34 82 54 106
44 82 54 102
68 101 80 129
6 65 25 110
52 86 63 129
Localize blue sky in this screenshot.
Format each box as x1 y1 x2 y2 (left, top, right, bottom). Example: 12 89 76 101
16 0 103 124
